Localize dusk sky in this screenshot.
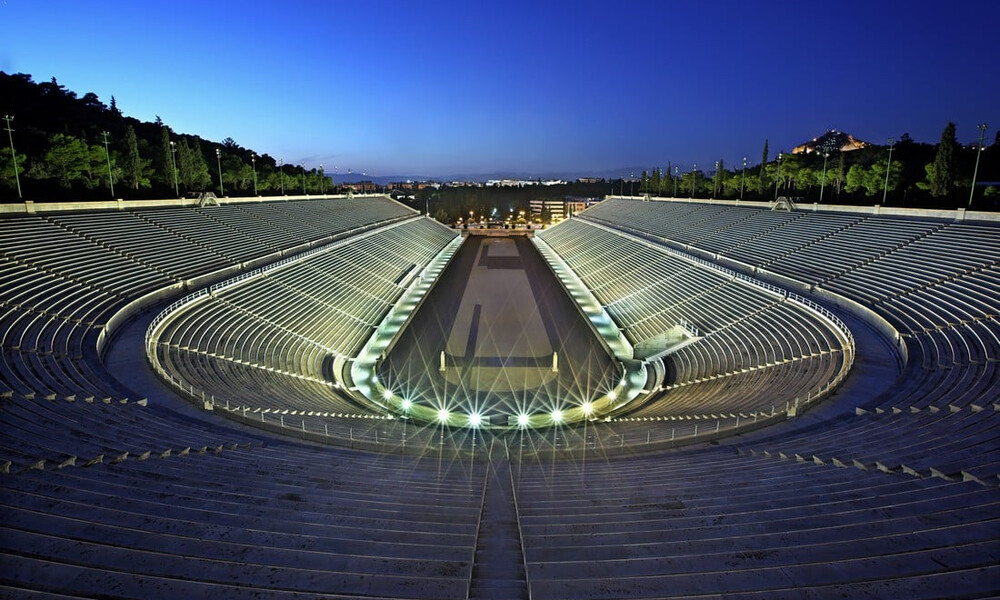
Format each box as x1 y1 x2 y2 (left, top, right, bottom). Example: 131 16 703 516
2 0 997 178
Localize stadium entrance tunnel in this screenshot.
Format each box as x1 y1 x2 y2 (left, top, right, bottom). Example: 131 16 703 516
350 234 648 430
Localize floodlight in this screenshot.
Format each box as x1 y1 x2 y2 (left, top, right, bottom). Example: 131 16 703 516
382 389 392 401
437 408 450 423
551 409 564 423
400 398 412 411
468 413 482 428
516 413 530 428
581 401 594 415
607 390 618 401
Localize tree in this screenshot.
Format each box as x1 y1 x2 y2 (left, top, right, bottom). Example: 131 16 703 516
160 125 176 188
34 133 92 188
121 124 152 190
925 122 958 197
182 139 211 190
832 153 846 196
759 139 769 174
0 148 26 190
713 160 725 197
845 160 902 196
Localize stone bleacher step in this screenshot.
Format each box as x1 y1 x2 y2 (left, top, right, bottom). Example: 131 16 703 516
468 458 528 600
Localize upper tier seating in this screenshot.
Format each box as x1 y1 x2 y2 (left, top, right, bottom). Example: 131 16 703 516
537 218 848 417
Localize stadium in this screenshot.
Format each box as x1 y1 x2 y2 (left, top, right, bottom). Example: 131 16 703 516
1 192 997 599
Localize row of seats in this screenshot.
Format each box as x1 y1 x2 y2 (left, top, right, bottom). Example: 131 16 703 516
153 218 459 418
537 218 849 417
1 197 417 404
582 199 1000 412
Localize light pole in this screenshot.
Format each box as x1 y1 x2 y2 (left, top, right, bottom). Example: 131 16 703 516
101 131 115 198
251 153 258 196
882 137 894 204
819 152 829 203
673 166 678 197
279 158 285 195
302 163 307 195
169 141 179 197
691 164 696 199
969 123 988 208
319 164 324 195
713 161 720 198
774 154 782 200
215 148 225 196
740 157 747 200
3 115 22 199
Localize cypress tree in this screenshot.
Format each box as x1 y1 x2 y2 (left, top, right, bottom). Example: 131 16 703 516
759 139 769 192
928 122 957 197
123 124 142 190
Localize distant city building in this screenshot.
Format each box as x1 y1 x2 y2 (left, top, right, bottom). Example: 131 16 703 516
576 177 605 184
529 199 565 222
486 179 566 187
792 129 870 154
388 181 440 190
344 180 376 192
564 196 602 217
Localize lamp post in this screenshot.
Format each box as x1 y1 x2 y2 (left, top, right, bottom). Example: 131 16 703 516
882 137 894 205
215 148 225 196
169 141 179 197
713 161 720 198
3 115 22 199
251 153 258 196
819 152 829 203
969 123 988 208
319 164 324 195
302 163 307 195
691 164 696 199
101 131 115 198
279 158 285 195
740 157 747 200
673 166 678 197
774 153 782 200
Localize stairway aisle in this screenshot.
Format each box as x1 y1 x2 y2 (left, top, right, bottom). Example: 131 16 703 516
468 450 529 600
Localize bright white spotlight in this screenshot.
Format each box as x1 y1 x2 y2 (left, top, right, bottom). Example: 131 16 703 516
400 398 412 411
468 413 482 428
607 390 618 401
551 409 564 423
581 401 594 416
437 408 450 423
382 389 393 401
517 413 530 428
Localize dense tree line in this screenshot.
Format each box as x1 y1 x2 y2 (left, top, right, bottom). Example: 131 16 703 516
638 125 998 209
0 72 331 202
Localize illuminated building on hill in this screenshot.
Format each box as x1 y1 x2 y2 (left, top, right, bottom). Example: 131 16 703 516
792 129 870 154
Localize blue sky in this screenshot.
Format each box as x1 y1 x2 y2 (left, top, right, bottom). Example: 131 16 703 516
2 0 997 177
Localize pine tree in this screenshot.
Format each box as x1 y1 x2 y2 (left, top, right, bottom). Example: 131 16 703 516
927 122 958 197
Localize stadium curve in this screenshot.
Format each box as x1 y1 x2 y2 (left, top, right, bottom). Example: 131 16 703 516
1 193 997 599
